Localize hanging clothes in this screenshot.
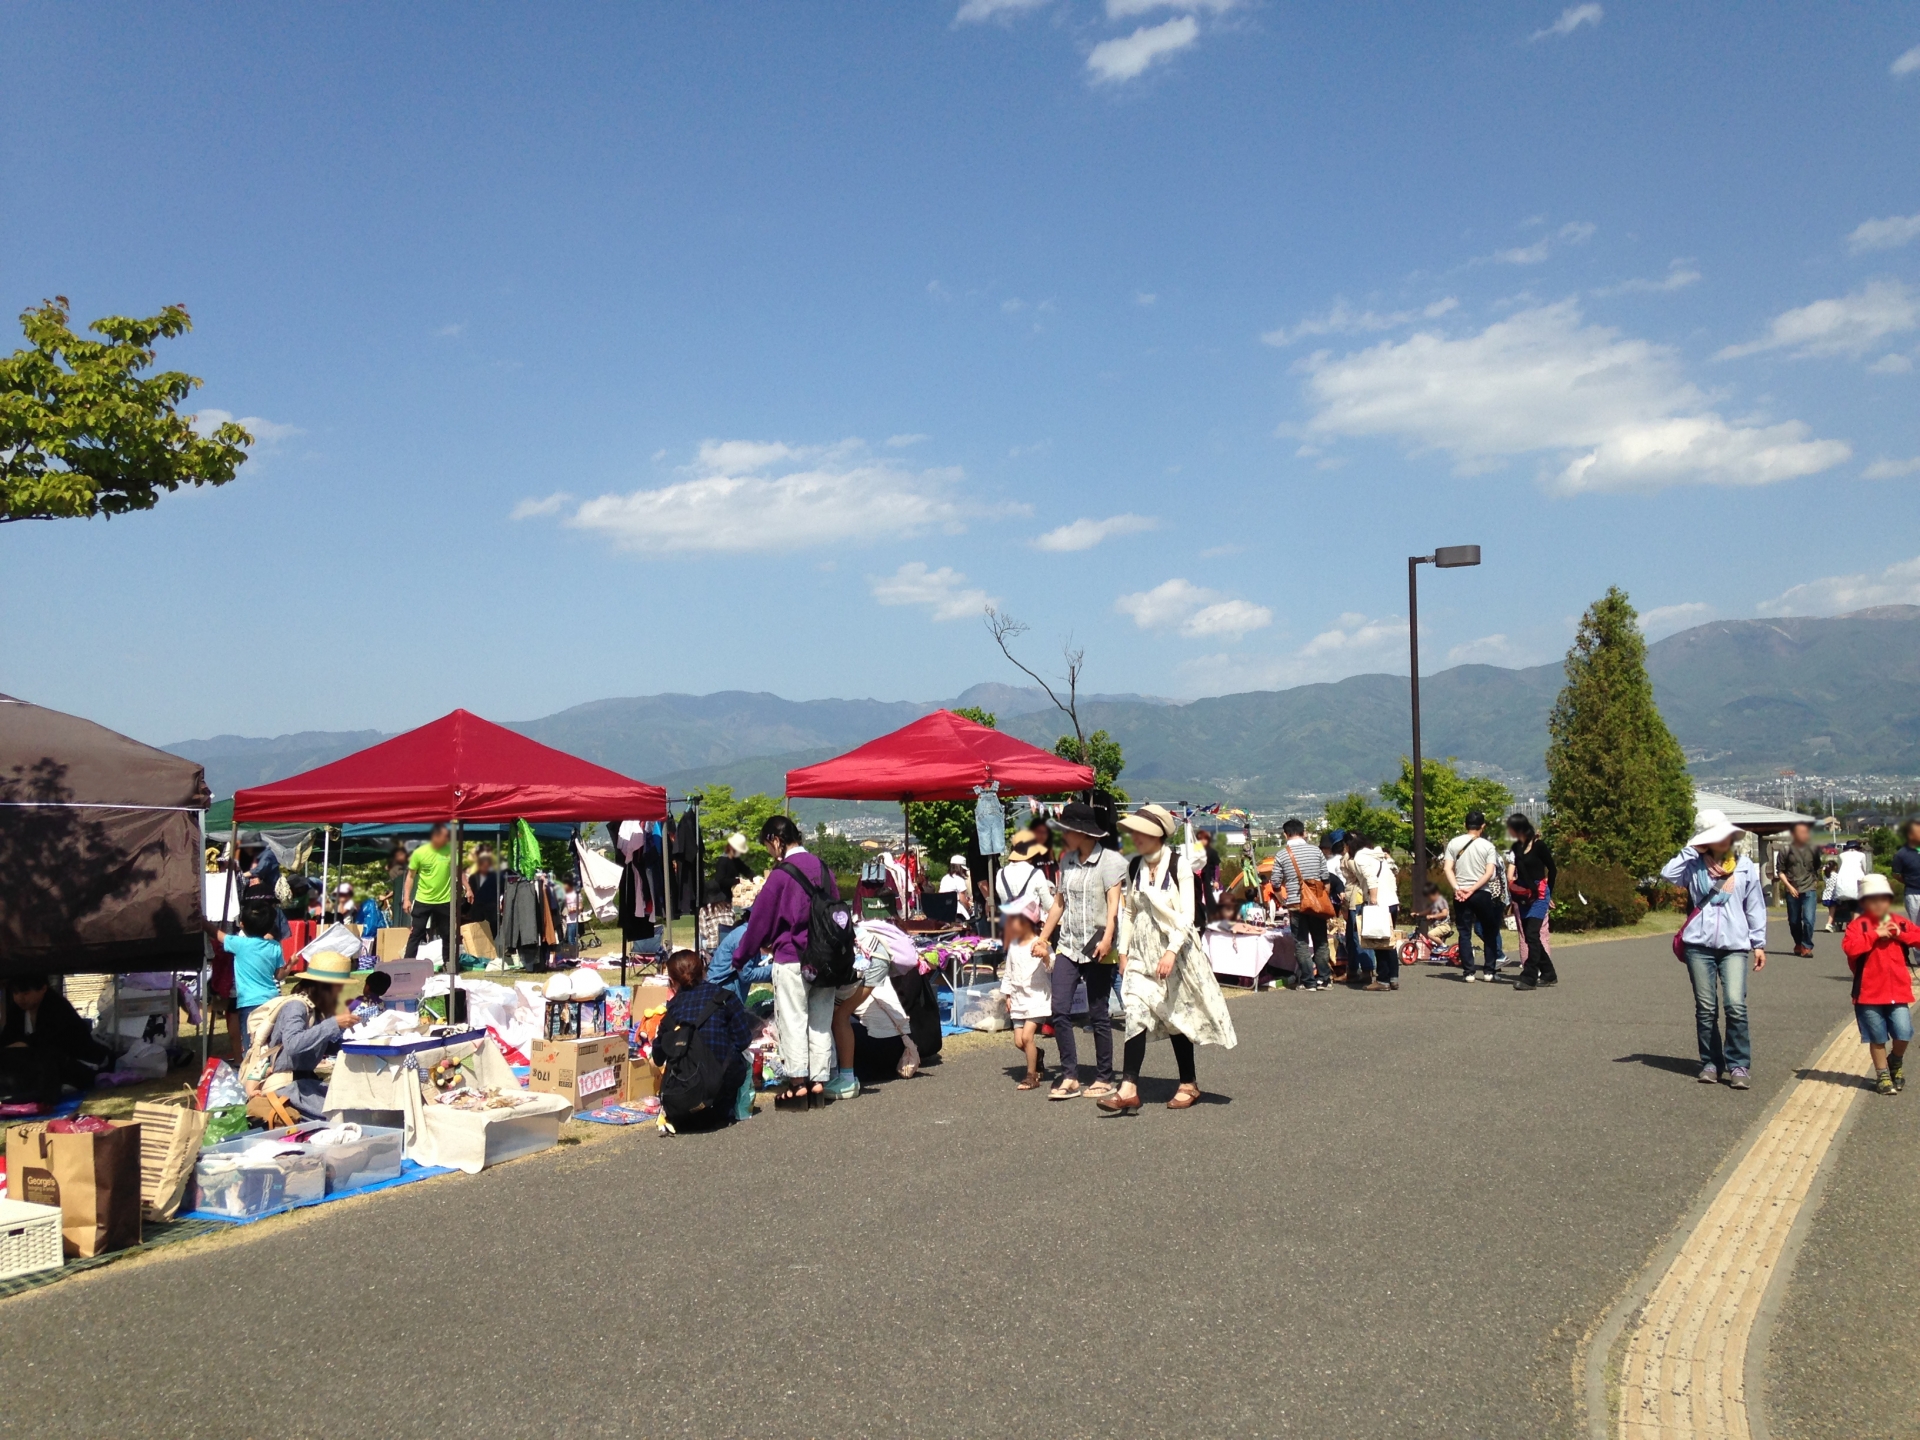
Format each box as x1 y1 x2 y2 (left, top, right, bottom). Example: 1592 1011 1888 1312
508 819 543 878
574 839 622 921
497 876 546 954
672 808 703 914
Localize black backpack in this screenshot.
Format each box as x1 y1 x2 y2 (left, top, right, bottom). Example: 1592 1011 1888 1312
656 992 735 1128
777 859 859 988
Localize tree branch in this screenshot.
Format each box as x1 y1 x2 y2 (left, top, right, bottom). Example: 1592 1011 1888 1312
984 607 1085 762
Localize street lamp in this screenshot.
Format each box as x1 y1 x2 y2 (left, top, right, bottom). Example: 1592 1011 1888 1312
1409 544 1481 919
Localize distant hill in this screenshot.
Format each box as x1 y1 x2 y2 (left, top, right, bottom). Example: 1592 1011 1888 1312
164 607 1920 801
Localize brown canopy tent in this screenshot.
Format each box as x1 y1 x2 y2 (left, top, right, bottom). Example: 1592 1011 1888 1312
0 696 211 978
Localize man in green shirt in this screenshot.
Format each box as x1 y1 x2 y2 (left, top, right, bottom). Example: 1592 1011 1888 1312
403 823 455 958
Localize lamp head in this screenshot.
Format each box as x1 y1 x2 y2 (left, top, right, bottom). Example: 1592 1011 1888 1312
1433 545 1481 569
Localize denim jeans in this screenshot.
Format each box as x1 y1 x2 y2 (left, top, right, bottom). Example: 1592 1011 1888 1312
1050 956 1116 1084
1683 945 1752 1071
1456 892 1505 977
1290 912 1330 984
1784 892 1818 951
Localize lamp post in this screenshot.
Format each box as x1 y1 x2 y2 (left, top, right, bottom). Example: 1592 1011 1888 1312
1408 544 1482 917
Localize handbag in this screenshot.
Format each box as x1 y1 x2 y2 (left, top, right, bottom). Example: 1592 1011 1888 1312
1360 903 1395 943
1281 845 1336 918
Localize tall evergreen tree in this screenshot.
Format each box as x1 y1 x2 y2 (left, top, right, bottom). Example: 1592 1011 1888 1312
1545 587 1695 877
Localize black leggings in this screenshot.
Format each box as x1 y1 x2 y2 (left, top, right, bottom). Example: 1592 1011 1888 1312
1519 915 1557 983
1122 1031 1196 1086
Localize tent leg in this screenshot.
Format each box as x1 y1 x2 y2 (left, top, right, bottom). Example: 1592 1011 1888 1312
661 815 675 971
448 820 462 1024
196 809 211 1071
319 826 330 929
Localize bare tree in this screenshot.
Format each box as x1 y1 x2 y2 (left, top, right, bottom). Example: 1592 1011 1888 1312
984 607 1086 762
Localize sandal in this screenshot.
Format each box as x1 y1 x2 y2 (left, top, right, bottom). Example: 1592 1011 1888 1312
1097 1089 1142 1114
1083 1081 1118 1100
1048 1080 1083 1101
1166 1084 1201 1110
1017 1072 1045 1090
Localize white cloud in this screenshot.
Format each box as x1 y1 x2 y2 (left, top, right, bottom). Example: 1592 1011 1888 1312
1489 220 1596 265
1638 602 1714 638
1299 298 1851 493
1115 578 1272 639
434 322 465 338
1446 633 1522 665
954 0 1048 23
1177 612 1408 693
1087 16 1198 82
1106 0 1236 14
1301 611 1409 658
191 409 303 443
869 562 996 622
1716 280 1918 361
886 433 929 448
548 441 1017 554
1847 214 1920 253
1530 4 1602 41
1893 44 1920 77
693 438 802 473
1592 259 1702 296
1864 456 1920 479
1033 513 1159 551
510 492 571 520
1868 352 1914 374
1135 292 1158 306
1262 296 1457 348
1759 556 1920 616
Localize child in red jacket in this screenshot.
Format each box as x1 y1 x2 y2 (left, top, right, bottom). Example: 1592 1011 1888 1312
1841 875 1920 1095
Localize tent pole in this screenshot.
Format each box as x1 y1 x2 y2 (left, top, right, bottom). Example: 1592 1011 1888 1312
448 820 462 1024
222 821 240 1064
319 825 331 928
195 808 211 1070
661 813 675 972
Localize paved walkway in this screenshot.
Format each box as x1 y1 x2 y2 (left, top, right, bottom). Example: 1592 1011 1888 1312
0 922 1873 1439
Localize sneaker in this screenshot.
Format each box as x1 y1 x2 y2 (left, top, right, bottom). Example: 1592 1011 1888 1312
1538 976 1559 987
1891 1056 1906 1092
1876 1070 1896 1096
824 1072 860 1102
1728 1067 1750 1090
1699 1064 1719 1084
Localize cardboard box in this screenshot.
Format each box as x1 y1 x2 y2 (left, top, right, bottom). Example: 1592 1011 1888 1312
375 927 411 962
458 921 497 960
526 1035 630 1114
624 1060 663 1102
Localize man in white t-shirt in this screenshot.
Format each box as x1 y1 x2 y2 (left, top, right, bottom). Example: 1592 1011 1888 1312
1443 810 1505 982
939 856 973 921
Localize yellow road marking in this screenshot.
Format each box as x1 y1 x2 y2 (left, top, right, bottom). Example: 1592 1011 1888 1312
1615 1027 1870 1439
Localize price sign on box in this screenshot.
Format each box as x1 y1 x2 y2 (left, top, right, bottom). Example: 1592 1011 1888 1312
576 1066 618 1101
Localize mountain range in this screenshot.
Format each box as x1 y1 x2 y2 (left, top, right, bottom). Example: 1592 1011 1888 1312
163 608 1920 806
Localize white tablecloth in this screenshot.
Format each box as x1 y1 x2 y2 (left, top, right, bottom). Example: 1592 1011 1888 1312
1200 928 1289 981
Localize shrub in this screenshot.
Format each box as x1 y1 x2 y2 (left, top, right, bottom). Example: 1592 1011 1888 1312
1643 881 1685 913
1551 860 1648 931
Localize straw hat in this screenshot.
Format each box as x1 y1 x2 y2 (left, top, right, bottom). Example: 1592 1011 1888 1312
1117 803 1180 842
301 951 356 985
1006 828 1049 862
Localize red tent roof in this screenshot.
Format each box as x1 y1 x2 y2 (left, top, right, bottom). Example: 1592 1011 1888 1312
784 709 1094 802
232 709 667 823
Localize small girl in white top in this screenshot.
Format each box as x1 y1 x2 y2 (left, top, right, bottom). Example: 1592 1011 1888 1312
996 894 1053 1090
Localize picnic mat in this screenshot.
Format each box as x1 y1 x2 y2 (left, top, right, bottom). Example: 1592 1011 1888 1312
180 1157 453 1226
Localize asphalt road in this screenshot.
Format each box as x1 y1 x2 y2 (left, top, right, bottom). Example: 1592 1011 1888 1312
0 921 1868 1439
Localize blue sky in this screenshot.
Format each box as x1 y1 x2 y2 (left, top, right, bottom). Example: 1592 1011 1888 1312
3 2 1917 746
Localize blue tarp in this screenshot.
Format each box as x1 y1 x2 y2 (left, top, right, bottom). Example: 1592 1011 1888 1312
182 1157 454 1225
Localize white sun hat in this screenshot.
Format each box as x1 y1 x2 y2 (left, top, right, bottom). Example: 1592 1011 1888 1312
1688 808 1741 849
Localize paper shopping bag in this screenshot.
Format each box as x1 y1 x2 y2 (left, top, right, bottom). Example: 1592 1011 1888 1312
459 921 497 960
51 1123 143 1257
133 1101 208 1221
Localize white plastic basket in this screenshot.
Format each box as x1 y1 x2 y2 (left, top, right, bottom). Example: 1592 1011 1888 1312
0 1198 64 1281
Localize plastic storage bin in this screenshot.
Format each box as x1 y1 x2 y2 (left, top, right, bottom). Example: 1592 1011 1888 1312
0 1198 63 1281
310 1125 404 1193
950 981 1009 1032
190 1132 328 1218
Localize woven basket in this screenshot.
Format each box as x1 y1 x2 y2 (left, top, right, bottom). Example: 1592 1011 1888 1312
0 1198 63 1281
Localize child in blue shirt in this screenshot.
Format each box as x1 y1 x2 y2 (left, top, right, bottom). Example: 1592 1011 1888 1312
217 903 286 1041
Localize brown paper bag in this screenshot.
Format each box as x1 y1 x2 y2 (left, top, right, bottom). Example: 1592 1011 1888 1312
133 1101 208 1221
6 1122 143 1256
459 921 497 960
375 927 411 961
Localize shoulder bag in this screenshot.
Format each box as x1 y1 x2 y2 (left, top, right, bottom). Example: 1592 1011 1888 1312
1282 844 1336 918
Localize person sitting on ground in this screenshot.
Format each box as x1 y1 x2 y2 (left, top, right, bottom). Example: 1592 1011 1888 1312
995 894 1053 1090
1842 875 1920 1096
650 948 754 1128
251 950 360 1119
0 973 110 1108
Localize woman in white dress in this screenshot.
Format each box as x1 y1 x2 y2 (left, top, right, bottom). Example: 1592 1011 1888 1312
1098 804 1238 1114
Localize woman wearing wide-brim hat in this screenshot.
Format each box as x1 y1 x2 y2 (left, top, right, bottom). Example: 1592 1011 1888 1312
1659 808 1769 1089
1099 804 1238 1114
256 949 361 1119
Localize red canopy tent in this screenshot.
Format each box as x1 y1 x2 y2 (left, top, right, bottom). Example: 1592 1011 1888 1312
785 709 1092 802
232 709 666 823
229 710 666 1000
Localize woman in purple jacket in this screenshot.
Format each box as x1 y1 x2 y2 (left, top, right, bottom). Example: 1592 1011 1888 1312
733 815 839 1107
